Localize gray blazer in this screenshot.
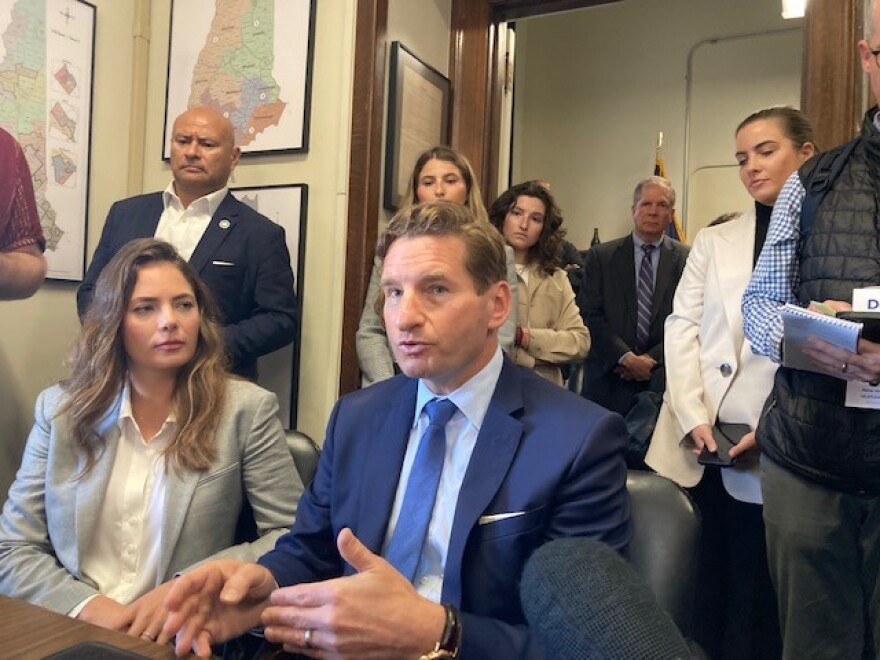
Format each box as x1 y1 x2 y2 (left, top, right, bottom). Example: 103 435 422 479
0 378 301 615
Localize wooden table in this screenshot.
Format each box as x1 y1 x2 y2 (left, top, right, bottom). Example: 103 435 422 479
0 594 180 659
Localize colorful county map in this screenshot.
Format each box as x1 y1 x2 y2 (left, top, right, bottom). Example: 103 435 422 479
188 0 286 146
0 0 63 250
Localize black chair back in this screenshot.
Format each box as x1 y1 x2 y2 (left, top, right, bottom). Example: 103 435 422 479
625 470 701 638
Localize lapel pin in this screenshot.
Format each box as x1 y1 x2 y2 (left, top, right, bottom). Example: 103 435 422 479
219 218 231 230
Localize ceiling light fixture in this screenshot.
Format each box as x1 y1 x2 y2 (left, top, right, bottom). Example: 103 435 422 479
782 0 806 19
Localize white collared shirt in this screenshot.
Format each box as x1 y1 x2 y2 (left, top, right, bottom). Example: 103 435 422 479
381 348 504 602
154 183 228 261
72 383 176 615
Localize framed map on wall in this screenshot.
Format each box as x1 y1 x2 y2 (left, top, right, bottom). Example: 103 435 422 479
230 183 307 429
163 0 315 158
0 0 96 282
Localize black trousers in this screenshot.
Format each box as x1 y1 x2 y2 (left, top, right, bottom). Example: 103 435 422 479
689 465 781 660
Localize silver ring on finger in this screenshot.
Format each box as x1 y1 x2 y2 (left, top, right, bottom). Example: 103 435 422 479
842 362 849 373
304 628 314 648
140 632 157 642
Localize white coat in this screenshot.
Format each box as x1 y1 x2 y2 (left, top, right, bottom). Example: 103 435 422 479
646 210 777 503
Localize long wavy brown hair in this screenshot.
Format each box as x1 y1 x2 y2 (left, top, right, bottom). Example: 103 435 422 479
59 239 228 473
489 180 565 276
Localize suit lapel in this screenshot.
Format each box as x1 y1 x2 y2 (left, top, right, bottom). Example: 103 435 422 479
158 465 201 580
189 193 239 273
613 236 637 332
715 211 756 353
73 395 124 568
356 380 419 554
441 361 524 607
652 239 680 320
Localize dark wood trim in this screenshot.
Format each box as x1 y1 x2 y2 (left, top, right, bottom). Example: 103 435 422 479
450 1 493 190
489 0 619 21
340 0 387 395
802 0 863 149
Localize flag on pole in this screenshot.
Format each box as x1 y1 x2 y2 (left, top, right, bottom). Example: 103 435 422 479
654 132 686 242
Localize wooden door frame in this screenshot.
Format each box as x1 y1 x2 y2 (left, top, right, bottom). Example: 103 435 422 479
339 0 861 395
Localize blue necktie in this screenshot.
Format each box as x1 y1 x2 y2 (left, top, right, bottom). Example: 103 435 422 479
385 397 458 582
636 244 656 353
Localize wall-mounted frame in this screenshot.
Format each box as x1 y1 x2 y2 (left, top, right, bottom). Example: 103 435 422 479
163 0 316 158
230 184 308 429
383 42 451 211
0 0 96 282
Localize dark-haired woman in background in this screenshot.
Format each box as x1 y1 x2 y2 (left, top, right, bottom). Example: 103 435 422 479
0 239 300 644
489 181 589 386
647 107 816 659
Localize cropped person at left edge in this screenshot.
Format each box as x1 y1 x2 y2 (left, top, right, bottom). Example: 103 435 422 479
77 106 297 379
162 201 631 659
0 239 301 644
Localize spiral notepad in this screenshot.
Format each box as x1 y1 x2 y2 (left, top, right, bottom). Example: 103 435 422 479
781 304 861 374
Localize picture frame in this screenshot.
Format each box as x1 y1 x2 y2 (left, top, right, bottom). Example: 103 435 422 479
229 184 308 429
0 0 97 282
163 0 316 158
383 42 451 211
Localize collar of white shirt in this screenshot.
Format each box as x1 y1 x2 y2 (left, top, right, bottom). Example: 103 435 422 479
413 346 504 433
162 182 228 217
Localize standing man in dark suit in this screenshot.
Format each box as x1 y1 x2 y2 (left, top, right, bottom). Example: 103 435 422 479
161 201 631 659
77 106 297 379
578 176 689 417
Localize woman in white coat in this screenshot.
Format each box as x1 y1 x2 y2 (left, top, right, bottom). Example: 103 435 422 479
646 107 815 659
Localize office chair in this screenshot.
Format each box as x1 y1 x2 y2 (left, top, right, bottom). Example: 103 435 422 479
625 469 701 639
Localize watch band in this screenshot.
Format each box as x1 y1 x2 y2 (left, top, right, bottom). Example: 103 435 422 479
420 604 462 660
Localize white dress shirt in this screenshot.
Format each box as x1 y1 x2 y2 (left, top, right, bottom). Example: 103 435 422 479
154 183 228 261
71 383 175 616
381 348 504 602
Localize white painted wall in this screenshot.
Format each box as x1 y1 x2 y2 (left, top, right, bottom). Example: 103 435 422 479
511 0 803 247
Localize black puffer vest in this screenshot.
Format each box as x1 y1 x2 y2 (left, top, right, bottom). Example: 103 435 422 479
758 110 880 494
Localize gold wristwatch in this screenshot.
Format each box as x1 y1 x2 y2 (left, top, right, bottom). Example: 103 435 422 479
419 604 462 660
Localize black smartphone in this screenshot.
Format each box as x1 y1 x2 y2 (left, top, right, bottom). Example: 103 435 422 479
838 311 880 343
697 423 750 467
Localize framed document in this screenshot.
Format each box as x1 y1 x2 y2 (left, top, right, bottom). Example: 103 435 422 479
0 0 97 282
163 0 316 158
230 184 308 429
383 41 451 211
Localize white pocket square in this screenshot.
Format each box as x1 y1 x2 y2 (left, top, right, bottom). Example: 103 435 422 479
211 260 235 266
478 511 526 525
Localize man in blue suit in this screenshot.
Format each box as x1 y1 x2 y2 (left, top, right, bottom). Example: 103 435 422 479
77 106 297 379
162 202 631 659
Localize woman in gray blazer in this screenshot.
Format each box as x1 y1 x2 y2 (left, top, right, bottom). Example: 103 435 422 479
0 239 301 645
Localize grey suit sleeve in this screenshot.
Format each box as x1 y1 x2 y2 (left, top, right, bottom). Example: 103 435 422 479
499 245 517 354
356 258 395 386
195 390 301 564
0 389 99 614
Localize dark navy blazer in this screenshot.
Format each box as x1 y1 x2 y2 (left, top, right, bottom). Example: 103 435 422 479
258 358 632 659
77 192 297 378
